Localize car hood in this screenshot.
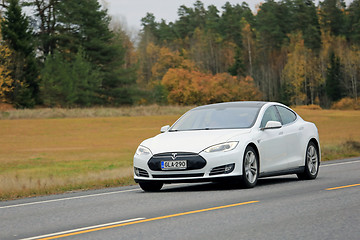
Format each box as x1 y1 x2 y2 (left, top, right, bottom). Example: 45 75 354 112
141 129 251 155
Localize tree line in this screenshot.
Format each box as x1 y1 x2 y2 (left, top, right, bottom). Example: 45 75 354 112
138 0 360 107
0 0 360 108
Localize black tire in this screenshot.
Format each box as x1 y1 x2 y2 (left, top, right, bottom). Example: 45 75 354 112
139 181 163 192
297 141 319 180
240 146 259 188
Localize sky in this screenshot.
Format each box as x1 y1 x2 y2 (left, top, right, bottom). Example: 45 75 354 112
102 0 261 31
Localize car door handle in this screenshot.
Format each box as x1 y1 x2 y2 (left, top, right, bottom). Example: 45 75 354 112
279 131 284 135
299 127 304 131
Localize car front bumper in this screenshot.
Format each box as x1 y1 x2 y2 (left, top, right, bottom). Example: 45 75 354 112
133 150 244 183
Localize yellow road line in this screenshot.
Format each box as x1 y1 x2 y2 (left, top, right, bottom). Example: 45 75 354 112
326 183 360 191
37 200 259 240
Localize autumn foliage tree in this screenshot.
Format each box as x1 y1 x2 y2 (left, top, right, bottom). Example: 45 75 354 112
1 0 39 108
281 33 323 105
162 68 261 105
151 46 195 82
0 28 14 102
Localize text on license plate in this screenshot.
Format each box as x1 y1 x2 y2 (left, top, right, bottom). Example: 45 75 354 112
161 160 187 170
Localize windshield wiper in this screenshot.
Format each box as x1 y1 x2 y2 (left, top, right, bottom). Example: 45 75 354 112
169 128 219 132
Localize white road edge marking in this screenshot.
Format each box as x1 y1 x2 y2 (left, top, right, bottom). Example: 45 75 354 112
19 218 145 240
0 183 188 209
0 189 139 209
320 159 360 168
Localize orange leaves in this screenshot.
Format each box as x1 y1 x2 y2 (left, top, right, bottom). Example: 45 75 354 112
331 97 360 110
0 30 14 102
162 68 262 105
143 40 262 106
151 46 196 82
281 33 323 105
161 68 200 104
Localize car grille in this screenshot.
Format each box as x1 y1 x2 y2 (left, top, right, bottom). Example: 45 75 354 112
148 152 206 171
152 173 204 178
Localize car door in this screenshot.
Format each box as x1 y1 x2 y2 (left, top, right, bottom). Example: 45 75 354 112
258 106 288 173
276 106 303 169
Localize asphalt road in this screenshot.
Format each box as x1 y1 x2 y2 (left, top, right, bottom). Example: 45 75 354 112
1 158 360 240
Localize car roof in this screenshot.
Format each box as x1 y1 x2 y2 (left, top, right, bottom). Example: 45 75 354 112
192 101 268 111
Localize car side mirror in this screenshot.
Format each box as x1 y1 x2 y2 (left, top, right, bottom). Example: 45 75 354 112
261 121 282 130
160 125 170 133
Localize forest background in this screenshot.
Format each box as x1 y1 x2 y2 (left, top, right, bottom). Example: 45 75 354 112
0 0 360 109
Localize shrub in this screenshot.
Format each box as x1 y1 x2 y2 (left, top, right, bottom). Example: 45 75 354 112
162 68 262 105
331 98 360 110
294 104 322 110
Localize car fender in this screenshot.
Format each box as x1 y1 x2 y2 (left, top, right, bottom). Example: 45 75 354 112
301 122 321 164
229 132 260 175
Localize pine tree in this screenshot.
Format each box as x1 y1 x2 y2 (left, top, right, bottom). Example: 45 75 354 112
346 0 360 44
326 52 343 101
292 0 322 51
56 0 135 105
40 52 72 107
228 47 245 77
1 0 39 108
320 0 346 36
40 50 101 107
256 0 289 50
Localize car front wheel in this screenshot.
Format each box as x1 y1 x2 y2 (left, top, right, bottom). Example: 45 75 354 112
241 146 259 188
139 181 163 192
297 141 319 180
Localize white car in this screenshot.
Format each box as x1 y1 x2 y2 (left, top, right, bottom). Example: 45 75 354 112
134 101 320 191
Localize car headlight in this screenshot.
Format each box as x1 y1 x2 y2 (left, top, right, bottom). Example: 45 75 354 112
203 141 238 153
135 145 152 156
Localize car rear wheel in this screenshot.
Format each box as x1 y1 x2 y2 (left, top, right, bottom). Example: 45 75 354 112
241 146 258 188
297 142 319 180
139 181 163 192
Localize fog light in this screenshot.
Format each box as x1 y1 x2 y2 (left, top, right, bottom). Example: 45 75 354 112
224 163 235 174
134 167 140 176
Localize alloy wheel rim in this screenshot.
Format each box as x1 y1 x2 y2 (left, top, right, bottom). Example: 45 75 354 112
307 145 318 175
245 151 258 183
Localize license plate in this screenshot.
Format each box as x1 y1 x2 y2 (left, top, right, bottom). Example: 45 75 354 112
161 160 187 170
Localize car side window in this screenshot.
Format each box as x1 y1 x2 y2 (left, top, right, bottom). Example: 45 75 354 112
260 106 281 128
276 106 297 125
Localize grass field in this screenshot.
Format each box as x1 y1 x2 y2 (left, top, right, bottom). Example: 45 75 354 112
1 106 359 200
295 108 360 160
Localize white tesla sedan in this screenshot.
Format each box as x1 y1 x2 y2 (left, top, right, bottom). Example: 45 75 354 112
134 101 320 191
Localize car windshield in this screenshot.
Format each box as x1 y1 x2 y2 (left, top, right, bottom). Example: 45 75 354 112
169 106 260 131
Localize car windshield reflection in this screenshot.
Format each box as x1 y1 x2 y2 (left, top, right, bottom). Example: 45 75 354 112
170 106 260 132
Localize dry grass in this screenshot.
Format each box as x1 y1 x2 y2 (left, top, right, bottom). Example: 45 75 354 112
0 106 359 200
293 108 360 145
0 168 134 200
0 115 180 200
0 105 192 120
293 108 360 160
